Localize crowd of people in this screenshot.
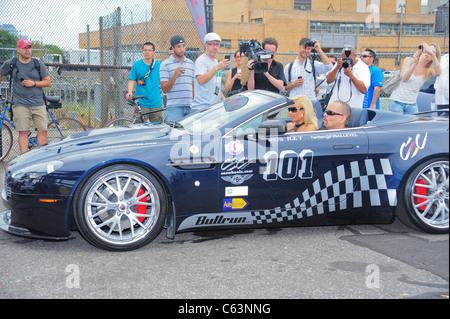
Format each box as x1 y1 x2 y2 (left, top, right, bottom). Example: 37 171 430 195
1 35 448 153
125 32 448 126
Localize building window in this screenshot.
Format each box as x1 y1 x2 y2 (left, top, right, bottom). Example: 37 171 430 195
294 0 312 10
220 40 232 48
310 21 434 36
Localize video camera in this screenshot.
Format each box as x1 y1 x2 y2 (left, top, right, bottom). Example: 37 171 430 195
239 39 274 73
342 45 354 69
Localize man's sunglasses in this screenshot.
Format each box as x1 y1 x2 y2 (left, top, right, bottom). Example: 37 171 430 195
361 55 373 58
324 109 343 116
288 107 304 113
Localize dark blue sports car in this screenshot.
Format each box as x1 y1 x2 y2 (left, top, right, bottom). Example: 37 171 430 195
1 90 448 251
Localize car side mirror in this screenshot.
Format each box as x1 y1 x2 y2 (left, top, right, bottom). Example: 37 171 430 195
258 120 287 136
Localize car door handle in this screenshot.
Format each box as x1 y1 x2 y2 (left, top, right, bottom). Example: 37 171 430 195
333 144 354 150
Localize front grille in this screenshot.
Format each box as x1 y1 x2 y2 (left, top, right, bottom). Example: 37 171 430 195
3 175 11 200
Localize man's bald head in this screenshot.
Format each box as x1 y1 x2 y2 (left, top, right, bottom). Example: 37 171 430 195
323 101 352 130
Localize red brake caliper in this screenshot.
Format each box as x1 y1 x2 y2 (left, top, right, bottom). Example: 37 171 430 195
415 179 427 211
137 188 147 222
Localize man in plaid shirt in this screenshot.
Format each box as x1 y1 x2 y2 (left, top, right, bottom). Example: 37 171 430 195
284 38 333 101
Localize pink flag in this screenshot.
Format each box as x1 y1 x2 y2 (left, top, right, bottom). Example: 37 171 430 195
186 0 207 44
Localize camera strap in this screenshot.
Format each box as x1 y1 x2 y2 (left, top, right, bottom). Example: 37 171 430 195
288 58 316 85
336 69 353 103
138 59 155 83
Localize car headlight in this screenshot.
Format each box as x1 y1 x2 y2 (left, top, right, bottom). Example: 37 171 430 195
11 160 64 180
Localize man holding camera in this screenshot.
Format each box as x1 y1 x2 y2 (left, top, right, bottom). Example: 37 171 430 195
247 37 286 93
326 46 371 108
160 35 195 121
284 38 332 101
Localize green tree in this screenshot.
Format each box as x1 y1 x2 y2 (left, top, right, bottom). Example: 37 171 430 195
0 30 19 60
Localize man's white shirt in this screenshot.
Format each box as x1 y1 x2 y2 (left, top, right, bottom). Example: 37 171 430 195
328 59 371 108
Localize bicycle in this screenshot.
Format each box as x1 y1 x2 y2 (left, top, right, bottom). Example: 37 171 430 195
0 94 87 162
104 95 165 127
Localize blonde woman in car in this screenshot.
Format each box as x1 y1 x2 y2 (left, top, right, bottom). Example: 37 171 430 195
287 95 319 132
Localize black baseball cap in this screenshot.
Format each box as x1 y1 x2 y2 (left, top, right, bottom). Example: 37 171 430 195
170 35 186 47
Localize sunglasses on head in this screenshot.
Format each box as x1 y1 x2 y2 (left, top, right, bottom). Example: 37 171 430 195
288 107 304 113
324 109 343 116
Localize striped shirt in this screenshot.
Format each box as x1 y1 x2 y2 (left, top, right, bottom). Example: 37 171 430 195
284 58 333 101
160 55 195 108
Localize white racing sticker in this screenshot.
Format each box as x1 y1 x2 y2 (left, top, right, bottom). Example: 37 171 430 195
225 186 248 197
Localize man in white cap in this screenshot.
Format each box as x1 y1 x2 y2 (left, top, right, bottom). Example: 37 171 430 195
191 32 230 112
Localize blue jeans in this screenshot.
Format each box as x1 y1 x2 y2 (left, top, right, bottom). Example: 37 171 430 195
164 106 191 122
389 99 418 114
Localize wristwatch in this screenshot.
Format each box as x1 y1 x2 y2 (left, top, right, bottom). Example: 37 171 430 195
33 81 36 87
291 82 296 88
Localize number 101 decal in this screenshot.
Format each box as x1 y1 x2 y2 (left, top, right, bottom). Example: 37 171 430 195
263 150 314 181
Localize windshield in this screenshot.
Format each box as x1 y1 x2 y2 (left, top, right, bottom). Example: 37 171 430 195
178 92 278 134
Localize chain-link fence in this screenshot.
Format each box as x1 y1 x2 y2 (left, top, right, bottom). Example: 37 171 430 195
0 0 448 161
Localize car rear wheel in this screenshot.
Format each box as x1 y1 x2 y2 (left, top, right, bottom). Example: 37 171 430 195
74 165 167 251
397 158 449 234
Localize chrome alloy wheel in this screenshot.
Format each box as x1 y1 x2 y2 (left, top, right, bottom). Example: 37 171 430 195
410 161 449 231
84 169 161 246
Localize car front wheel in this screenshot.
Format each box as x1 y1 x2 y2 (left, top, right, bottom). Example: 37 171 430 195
74 165 167 251
397 158 449 234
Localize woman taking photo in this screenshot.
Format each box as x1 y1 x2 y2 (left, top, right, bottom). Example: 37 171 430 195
287 95 319 132
225 50 247 95
389 42 441 114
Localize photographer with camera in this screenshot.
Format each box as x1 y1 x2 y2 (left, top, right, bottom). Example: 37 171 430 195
326 45 371 108
389 42 441 114
246 37 286 93
284 38 332 101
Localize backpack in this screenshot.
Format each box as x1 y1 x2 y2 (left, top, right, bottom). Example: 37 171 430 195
8 57 44 103
381 71 402 95
287 57 316 84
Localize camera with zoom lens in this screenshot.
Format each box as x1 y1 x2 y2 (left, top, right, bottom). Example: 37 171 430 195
240 39 274 73
305 40 316 48
342 45 353 69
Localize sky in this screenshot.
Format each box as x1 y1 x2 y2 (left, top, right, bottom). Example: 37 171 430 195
0 0 152 50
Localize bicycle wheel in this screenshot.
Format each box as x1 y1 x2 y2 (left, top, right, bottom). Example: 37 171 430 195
104 118 133 128
0 124 14 162
47 118 87 143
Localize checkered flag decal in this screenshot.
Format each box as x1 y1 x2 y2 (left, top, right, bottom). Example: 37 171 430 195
251 159 397 225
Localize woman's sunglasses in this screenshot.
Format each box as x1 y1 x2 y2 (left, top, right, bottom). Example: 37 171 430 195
288 107 304 113
324 109 343 116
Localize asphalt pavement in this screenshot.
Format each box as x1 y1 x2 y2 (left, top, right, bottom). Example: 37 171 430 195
0 162 448 302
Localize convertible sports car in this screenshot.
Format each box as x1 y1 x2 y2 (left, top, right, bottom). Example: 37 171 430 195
1 90 448 251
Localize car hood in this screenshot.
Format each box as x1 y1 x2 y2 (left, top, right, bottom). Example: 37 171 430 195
8 123 185 166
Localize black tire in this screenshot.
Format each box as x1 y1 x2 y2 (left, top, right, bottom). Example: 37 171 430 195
0 124 13 162
73 164 167 251
47 118 87 143
104 118 133 128
397 157 449 234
